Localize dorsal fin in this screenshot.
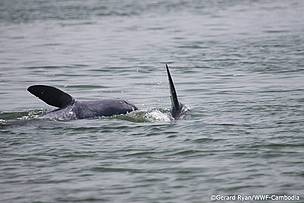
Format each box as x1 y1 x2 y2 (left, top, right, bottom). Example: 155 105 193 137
165 64 181 118
27 85 74 108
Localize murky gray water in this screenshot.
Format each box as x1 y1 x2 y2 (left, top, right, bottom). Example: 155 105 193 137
1 0 304 202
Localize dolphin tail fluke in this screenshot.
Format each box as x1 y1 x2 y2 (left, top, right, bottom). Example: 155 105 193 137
27 85 74 108
165 64 182 119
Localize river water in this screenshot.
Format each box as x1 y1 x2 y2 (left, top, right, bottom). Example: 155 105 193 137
1 0 304 202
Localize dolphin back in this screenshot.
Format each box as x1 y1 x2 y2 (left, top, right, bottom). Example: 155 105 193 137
165 64 183 119
27 85 74 108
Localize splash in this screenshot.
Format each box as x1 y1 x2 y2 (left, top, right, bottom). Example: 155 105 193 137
112 109 171 123
0 110 43 128
114 106 191 123
144 109 172 122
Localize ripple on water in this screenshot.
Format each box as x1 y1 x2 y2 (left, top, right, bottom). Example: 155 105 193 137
1 0 304 202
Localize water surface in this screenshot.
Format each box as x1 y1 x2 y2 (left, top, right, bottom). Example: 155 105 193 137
1 0 304 202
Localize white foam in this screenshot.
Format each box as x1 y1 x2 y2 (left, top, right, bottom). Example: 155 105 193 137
144 110 172 122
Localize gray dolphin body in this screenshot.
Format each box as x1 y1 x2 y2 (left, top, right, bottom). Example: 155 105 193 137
28 64 184 120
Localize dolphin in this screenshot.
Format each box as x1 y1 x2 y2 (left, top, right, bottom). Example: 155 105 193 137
27 64 185 120
165 64 185 119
